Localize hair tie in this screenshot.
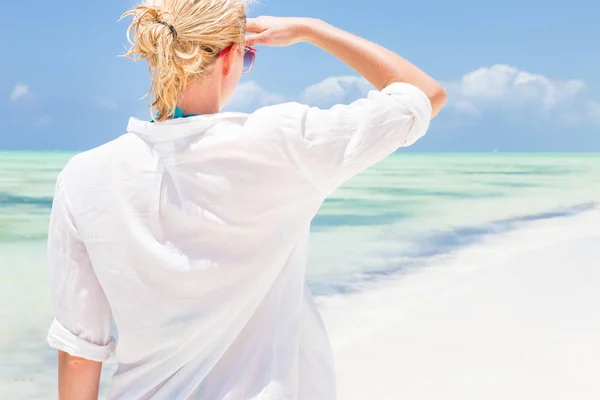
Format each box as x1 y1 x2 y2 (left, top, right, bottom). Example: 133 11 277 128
154 19 178 40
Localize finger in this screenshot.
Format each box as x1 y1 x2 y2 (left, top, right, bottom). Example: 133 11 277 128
245 32 269 47
245 18 265 33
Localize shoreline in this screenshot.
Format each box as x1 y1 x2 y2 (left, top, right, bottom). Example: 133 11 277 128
323 209 600 400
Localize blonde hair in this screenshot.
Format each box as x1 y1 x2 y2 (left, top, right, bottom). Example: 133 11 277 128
122 0 248 122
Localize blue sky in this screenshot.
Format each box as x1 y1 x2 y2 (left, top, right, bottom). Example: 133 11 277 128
2 0 599 151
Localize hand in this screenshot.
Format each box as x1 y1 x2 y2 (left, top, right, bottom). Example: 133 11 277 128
245 16 312 47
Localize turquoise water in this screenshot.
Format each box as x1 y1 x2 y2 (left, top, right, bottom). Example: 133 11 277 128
1 152 599 397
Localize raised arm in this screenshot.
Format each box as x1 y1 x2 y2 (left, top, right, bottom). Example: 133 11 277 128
246 17 447 118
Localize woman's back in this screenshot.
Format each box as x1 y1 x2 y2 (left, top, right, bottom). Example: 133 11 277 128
48 91 431 398
50 106 323 398
45 1 446 398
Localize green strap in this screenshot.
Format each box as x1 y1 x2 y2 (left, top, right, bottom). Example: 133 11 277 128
151 107 198 122
172 107 199 119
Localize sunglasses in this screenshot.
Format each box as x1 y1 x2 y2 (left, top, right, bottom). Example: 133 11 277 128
217 45 257 75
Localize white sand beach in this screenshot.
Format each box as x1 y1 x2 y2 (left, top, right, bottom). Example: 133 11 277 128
324 209 600 400
1 153 599 399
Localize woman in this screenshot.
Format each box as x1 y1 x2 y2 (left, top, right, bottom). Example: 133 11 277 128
46 0 446 399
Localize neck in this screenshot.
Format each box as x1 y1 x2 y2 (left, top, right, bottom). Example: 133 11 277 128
178 76 221 115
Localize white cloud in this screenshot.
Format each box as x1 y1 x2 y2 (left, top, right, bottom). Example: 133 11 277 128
443 64 600 124
450 65 584 106
300 76 373 108
226 76 375 112
445 65 586 113
226 81 285 111
10 83 33 102
452 101 481 117
225 65 599 126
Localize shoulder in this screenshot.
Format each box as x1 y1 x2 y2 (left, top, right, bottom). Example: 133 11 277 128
237 102 313 151
58 134 139 188
244 102 310 129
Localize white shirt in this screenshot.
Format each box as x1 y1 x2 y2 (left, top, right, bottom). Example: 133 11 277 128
46 83 431 399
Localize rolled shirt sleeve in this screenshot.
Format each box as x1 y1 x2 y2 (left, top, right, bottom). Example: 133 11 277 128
300 82 432 193
254 82 432 195
46 173 115 362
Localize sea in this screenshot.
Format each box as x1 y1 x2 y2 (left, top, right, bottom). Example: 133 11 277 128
1 152 599 398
